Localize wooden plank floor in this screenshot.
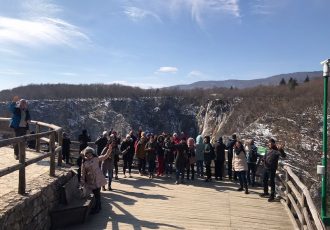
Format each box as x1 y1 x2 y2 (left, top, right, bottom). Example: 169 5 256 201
65 172 294 230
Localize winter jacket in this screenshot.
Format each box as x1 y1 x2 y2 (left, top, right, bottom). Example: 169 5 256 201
145 141 157 162
195 135 204 161
264 147 286 170
246 144 258 164
232 150 248 172
214 141 226 162
120 139 134 161
95 136 108 156
226 138 236 158
164 140 175 163
81 153 111 190
204 143 214 163
175 142 188 170
135 138 147 159
9 102 31 130
78 133 91 151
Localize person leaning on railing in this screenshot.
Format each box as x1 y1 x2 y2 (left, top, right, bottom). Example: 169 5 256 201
8 96 31 160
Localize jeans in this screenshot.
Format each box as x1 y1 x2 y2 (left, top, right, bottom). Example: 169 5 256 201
186 163 195 180
102 168 113 187
196 160 204 176
247 163 257 186
263 168 276 197
148 160 155 175
14 127 27 157
205 160 212 179
237 171 248 190
138 158 146 174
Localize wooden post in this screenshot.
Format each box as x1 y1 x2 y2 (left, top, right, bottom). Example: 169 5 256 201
285 170 291 207
35 124 40 152
18 141 26 195
49 132 56 177
57 129 63 166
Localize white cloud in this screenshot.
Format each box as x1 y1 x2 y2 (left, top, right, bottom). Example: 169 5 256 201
123 0 240 26
124 7 162 22
156 66 178 74
0 16 89 48
0 0 90 50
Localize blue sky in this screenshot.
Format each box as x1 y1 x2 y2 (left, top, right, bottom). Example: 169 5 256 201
0 0 329 90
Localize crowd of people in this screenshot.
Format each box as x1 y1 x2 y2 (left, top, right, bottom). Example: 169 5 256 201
7 96 286 215
76 129 286 214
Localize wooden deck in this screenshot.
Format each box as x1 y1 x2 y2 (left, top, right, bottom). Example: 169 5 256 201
0 146 295 229
64 173 294 230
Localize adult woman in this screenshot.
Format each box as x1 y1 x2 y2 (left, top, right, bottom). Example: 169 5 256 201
145 135 157 179
81 146 112 214
232 141 249 194
187 137 196 180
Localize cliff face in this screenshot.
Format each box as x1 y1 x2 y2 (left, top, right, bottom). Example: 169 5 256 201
0 97 232 141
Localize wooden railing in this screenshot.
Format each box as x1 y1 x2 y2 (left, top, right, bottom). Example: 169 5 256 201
0 117 63 195
277 164 326 230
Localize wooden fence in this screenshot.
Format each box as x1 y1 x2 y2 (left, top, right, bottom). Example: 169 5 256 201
277 164 326 230
0 117 63 195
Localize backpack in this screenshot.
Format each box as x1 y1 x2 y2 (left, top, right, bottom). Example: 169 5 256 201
249 146 258 163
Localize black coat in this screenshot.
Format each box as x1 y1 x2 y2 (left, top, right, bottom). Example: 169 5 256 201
214 142 226 162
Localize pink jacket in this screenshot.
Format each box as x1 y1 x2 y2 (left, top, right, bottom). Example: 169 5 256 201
81 154 110 190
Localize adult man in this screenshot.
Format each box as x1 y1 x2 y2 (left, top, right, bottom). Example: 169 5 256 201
226 134 237 180
260 138 286 202
9 96 31 160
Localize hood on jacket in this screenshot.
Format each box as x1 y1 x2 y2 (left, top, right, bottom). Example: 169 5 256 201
217 137 223 143
196 135 203 145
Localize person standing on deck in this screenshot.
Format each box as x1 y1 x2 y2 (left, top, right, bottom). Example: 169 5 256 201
164 135 175 177
226 134 237 181
77 129 91 182
233 141 249 194
145 135 157 179
62 132 71 164
121 134 135 178
195 135 204 177
156 135 165 177
81 146 112 214
95 131 108 156
174 137 189 184
186 137 196 181
214 137 226 181
204 136 214 182
245 139 259 187
135 133 147 175
260 138 286 202
101 141 116 191
9 96 31 160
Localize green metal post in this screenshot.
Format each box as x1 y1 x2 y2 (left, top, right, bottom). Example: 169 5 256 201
322 73 328 219
321 59 330 225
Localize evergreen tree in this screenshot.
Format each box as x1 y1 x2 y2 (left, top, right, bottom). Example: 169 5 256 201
304 75 310 83
279 78 286 86
288 78 298 90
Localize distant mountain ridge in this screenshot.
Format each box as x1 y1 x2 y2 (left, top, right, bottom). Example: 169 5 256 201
171 71 322 89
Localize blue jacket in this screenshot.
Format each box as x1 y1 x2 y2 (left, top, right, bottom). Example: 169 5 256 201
9 102 31 129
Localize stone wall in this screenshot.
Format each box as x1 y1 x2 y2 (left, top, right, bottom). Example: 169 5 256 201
0 169 73 230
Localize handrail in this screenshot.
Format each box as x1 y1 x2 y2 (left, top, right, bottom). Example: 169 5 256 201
278 164 326 230
0 117 63 194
